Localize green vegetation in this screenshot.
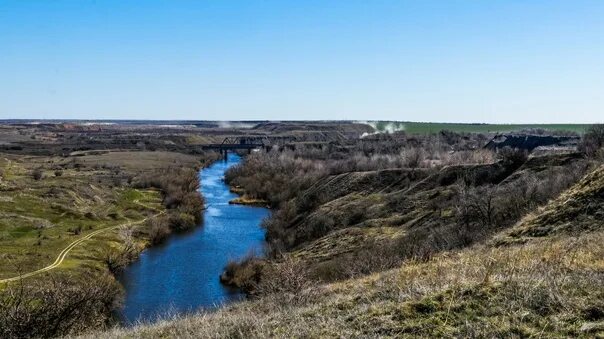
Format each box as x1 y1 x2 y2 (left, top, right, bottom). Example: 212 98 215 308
0 151 208 280
1 121 602 338
0 154 157 279
370 121 589 134
0 149 217 337
168 127 601 338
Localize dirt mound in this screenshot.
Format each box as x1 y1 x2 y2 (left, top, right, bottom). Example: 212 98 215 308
485 134 579 151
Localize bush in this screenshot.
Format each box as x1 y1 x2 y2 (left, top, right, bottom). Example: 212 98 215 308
148 217 171 244
220 254 265 293
133 167 204 231
32 168 44 180
497 147 528 168
580 124 604 157
254 257 312 303
0 274 121 338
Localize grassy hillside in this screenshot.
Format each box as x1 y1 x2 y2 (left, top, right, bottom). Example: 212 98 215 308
252 152 589 280
87 167 604 337
0 151 210 280
496 164 604 245
0 150 219 337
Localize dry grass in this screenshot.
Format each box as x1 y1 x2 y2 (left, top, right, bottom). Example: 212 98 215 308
228 196 269 207
290 226 402 263
74 151 202 172
495 165 604 245
82 227 604 338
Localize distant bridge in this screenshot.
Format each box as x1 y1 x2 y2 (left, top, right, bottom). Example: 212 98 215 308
201 136 295 157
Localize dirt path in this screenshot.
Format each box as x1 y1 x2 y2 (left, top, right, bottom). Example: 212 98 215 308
0 208 163 284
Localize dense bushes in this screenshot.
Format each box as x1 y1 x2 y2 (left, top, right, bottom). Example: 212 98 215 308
221 255 312 303
147 216 172 244
394 161 591 263
305 161 591 282
133 167 204 233
0 274 121 338
580 124 604 157
225 152 328 207
220 255 265 293
224 130 595 295
251 157 591 288
226 132 496 209
254 257 312 303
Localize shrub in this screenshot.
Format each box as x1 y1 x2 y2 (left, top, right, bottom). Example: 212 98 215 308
0 274 121 338
148 217 171 244
580 124 604 157
254 257 312 303
32 168 44 180
69 225 83 235
220 254 265 293
497 147 528 168
133 167 204 231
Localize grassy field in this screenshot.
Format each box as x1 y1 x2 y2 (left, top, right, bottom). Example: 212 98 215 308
0 151 202 281
370 121 589 134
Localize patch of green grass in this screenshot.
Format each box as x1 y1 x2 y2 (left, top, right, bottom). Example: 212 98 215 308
0 152 166 280
372 121 589 134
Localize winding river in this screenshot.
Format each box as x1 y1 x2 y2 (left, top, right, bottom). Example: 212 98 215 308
118 153 268 324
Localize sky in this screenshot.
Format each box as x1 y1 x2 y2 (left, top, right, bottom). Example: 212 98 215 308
0 0 602 123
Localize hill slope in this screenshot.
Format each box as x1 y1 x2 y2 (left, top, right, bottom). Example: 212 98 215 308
86 164 604 338
496 165 604 245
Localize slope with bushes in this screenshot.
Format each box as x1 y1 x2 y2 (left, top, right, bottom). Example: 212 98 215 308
0 150 218 338
88 164 604 337
496 164 604 245
254 152 590 281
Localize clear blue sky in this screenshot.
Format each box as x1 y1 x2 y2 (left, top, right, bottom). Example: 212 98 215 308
1 0 602 122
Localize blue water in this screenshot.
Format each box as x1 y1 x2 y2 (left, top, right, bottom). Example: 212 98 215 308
117 154 269 324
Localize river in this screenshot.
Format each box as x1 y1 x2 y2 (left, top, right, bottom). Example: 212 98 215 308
117 153 269 324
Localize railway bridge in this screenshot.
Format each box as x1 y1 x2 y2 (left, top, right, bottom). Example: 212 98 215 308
201 136 294 158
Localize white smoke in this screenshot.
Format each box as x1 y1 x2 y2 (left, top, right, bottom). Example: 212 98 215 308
358 121 406 138
217 121 256 129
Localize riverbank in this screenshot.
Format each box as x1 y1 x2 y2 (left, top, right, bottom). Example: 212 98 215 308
0 150 219 337
117 153 270 323
81 165 604 337
83 227 604 338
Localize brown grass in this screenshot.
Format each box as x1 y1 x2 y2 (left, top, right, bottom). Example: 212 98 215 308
80 228 604 338
495 165 604 245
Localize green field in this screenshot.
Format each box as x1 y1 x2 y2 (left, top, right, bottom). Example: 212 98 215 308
0 151 204 281
370 121 589 134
